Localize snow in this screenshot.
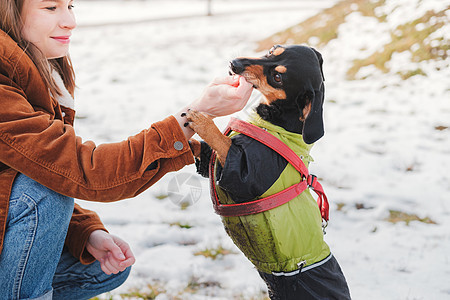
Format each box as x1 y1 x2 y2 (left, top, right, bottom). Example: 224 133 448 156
70 0 449 299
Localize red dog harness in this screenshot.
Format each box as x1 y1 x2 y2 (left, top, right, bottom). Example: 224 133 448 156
209 118 330 223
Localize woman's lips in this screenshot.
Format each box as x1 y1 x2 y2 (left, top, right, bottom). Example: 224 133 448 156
52 36 71 44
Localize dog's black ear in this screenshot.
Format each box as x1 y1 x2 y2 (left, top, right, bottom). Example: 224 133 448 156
311 47 325 81
302 47 325 144
302 83 325 144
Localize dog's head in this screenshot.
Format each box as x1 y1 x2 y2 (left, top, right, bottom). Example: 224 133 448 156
230 45 325 144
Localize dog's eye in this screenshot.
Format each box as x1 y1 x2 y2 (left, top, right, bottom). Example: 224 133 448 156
274 73 282 83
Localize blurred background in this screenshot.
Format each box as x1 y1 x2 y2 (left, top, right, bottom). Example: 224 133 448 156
71 1 449 299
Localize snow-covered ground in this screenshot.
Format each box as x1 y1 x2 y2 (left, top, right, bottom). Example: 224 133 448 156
71 0 449 299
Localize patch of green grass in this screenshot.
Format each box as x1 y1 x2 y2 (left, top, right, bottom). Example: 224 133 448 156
347 7 449 79
194 245 236 260
184 276 222 293
154 193 168 200
397 68 427 80
89 296 113 300
93 279 269 300
386 210 437 226
336 202 346 211
169 221 193 229
118 283 166 300
257 0 386 51
179 201 191 210
258 0 448 81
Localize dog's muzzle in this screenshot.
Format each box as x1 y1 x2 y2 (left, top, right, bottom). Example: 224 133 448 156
229 59 245 75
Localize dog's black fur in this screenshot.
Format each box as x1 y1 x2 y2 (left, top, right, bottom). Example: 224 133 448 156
230 45 325 143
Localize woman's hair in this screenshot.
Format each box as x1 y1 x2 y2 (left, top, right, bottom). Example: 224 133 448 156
0 0 75 97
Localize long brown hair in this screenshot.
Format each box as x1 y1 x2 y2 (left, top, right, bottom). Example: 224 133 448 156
0 0 75 97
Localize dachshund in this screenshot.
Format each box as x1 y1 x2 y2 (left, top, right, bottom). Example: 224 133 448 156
184 45 350 299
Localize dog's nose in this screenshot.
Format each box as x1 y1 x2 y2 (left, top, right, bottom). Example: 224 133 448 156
230 59 245 74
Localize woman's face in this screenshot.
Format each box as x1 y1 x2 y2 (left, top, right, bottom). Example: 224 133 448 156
21 0 76 59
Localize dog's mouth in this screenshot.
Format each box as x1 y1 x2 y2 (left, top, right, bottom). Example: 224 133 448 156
229 69 258 89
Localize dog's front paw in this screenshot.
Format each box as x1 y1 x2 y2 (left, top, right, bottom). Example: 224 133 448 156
184 109 214 136
183 109 232 166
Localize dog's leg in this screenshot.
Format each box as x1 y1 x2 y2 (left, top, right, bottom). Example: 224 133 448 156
184 109 231 166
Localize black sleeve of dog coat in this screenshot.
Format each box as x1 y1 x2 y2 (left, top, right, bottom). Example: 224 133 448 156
216 134 288 203
195 141 213 178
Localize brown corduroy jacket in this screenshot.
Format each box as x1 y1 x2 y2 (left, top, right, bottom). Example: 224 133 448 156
0 29 195 264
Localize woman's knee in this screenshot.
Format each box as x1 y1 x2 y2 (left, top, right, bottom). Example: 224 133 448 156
52 264 132 300
99 266 131 296
9 174 74 226
93 265 132 295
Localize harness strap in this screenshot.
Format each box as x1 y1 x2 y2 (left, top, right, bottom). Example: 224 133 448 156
209 118 329 221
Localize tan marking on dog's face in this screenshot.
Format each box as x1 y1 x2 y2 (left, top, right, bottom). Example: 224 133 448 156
273 47 285 56
300 102 312 121
240 65 263 88
241 65 286 104
260 87 286 104
275 65 287 73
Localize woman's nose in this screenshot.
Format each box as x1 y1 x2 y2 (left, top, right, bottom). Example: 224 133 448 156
60 9 76 30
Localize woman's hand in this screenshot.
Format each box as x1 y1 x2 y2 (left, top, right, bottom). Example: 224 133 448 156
86 230 136 275
175 75 253 139
190 75 253 117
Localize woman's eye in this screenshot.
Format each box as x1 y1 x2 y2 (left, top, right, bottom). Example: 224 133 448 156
274 73 282 83
69 4 74 9
45 6 57 11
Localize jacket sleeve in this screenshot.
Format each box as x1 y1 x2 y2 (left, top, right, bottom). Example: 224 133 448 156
215 134 288 203
65 203 108 264
0 73 195 202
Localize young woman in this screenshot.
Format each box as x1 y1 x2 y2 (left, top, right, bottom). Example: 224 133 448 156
0 0 253 299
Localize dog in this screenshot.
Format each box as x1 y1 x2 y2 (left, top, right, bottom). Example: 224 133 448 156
185 45 350 299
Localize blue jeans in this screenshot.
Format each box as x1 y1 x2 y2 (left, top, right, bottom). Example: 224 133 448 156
0 174 130 300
